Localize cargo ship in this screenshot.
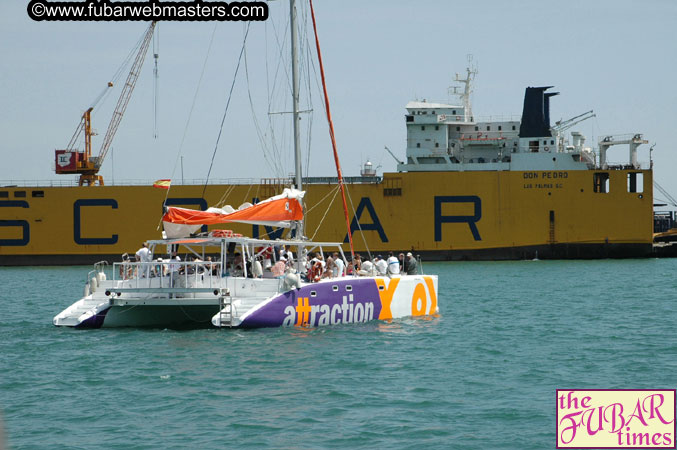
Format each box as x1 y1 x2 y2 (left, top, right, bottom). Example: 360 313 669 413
0 65 660 265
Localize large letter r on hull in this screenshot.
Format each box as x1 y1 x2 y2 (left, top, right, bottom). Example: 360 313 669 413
434 196 482 241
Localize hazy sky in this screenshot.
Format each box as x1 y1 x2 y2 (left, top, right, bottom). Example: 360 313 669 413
1 0 676 200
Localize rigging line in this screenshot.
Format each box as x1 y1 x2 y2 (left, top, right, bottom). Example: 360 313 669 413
110 30 147 85
153 24 160 139
201 22 252 200
241 183 255 206
344 184 372 260
89 24 149 123
262 16 286 178
267 15 291 177
162 23 218 202
306 183 340 214
305 113 313 176
154 24 219 232
243 45 277 177
301 11 315 179
310 186 341 241
215 184 237 209
309 0 355 260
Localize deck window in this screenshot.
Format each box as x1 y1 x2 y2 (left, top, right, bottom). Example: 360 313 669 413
594 172 610 193
627 172 643 193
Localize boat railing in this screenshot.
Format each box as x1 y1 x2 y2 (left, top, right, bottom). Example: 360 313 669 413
459 131 510 141
112 261 223 290
599 161 651 170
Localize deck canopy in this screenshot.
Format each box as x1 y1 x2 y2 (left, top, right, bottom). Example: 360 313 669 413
162 188 304 238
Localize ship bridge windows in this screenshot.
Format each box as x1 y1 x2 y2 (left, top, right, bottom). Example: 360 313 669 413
594 172 610 193
627 172 643 193
406 115 414 122
384 177 402 196
529 140 539 152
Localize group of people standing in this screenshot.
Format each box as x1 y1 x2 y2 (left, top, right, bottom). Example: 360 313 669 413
127 242 419 281
351 251 418 276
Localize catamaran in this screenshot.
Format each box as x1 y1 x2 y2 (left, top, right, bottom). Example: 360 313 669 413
53 0 439 329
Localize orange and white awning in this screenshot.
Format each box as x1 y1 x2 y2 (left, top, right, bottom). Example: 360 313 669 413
162 188 304 238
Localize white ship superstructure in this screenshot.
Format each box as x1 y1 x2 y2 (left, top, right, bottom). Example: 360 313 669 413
398 68 647 173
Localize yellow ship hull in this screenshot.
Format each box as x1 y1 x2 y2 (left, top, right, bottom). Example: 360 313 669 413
0 169 653 265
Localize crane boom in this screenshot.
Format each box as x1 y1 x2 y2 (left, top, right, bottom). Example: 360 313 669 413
54 22 156 186
96 21 156 172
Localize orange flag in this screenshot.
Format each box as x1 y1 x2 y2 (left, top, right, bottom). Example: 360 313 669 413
153 179 171 189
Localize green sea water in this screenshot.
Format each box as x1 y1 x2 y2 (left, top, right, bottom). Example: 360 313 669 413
1 259 676 449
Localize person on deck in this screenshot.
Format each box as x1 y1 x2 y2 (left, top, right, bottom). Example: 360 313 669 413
135 243 152 277
332 252 345 277
374 255 387 276
386 252 400 275
272 256 287 278
323 257 335 279
406 252 418 275
353 254 362 272
358 259 374 276
169 252 182 278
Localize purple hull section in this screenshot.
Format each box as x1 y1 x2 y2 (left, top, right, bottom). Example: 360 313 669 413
240 279 382 328
75 306 110 329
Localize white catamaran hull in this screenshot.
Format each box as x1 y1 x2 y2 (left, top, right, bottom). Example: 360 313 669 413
54 274 438 329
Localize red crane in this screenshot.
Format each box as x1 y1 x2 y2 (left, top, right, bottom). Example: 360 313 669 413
55 22 156 186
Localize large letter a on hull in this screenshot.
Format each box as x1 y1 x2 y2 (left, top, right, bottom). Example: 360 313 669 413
344 197 388 243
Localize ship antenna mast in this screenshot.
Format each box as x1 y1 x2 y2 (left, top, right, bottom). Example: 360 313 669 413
453 54 477 121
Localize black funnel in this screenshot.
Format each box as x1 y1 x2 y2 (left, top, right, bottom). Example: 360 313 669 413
519 86 559 138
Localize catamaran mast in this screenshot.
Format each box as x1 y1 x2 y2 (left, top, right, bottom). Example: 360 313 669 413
290 0 304 238
290 0 302 191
